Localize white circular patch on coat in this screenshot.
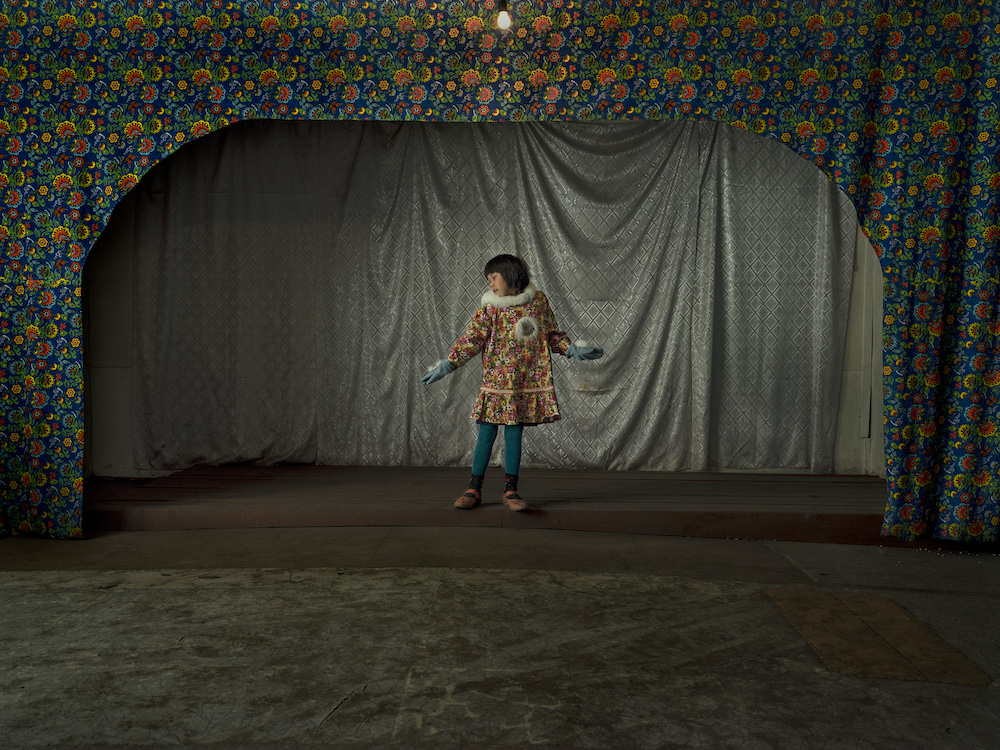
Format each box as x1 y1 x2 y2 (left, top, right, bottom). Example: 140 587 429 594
514 316 540 342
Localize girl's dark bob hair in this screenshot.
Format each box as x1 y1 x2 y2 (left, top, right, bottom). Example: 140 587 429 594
484 254 530 294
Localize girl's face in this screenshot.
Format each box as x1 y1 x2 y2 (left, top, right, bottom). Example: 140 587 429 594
487 272 515 297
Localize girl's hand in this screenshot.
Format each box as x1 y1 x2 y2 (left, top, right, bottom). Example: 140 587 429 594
420 359 457 384
567 342 604 361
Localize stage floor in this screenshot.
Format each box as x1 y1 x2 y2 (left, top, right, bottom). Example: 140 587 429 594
84 465 893 545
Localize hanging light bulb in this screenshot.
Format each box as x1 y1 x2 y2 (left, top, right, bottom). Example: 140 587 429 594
497 0 511 30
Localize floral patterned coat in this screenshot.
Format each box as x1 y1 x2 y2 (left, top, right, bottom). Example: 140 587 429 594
447 284 571 425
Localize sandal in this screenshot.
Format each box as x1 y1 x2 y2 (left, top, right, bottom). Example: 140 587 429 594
503 491 528 512
454 490 482 509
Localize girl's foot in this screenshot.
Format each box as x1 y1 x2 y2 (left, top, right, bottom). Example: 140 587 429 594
503 491 528 512
454 490 482 509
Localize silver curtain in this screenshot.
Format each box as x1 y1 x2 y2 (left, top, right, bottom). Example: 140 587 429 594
133 120 856 472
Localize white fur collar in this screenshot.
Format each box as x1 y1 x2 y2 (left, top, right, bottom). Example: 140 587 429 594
481 283 538 309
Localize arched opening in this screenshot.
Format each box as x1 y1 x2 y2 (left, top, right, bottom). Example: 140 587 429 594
82 119 884 480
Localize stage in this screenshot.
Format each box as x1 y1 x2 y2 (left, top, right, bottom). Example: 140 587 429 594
84 465 893 545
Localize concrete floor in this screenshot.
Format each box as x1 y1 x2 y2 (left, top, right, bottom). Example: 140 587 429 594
1 526 998 749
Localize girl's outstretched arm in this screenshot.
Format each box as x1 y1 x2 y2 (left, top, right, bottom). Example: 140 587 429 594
541 295 604 360
541 295 572 356
447 306 491 367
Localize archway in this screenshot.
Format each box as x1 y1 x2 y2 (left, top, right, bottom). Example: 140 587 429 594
4 2 995 541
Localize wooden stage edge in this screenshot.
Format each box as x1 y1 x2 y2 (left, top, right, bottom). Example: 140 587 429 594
80 464 974 550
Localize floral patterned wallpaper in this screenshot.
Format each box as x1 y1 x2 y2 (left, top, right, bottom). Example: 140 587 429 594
2 0 998 541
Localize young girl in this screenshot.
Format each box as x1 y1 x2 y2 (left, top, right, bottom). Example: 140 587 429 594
420 254 603 511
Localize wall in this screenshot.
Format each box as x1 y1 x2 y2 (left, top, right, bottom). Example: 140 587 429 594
834 223 885 477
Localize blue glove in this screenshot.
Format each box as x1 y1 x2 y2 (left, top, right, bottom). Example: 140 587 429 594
420 359 457 384
567 342 604 361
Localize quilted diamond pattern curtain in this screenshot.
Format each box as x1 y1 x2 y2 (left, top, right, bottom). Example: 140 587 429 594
132 119 855 473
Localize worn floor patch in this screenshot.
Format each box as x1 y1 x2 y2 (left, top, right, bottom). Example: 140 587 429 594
4 569 997 749
766 588 991 686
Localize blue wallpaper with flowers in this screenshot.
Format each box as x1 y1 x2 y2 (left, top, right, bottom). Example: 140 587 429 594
2 0 997 541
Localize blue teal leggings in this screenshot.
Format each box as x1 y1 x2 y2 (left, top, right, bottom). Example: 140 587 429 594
471 423 522 476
